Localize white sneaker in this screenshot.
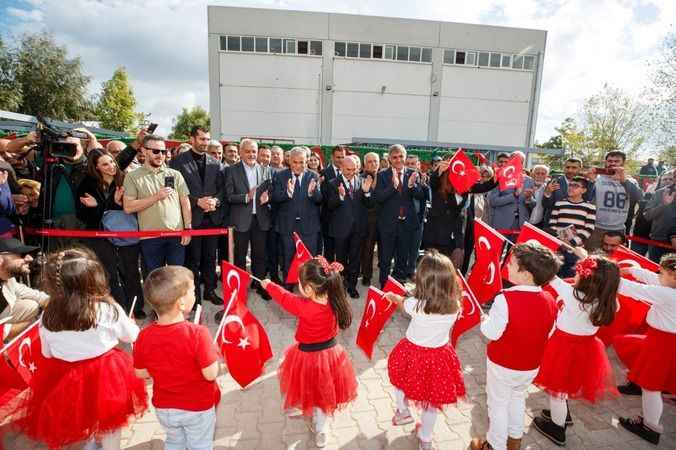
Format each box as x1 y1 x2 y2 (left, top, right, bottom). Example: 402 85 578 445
286 407 303 418
315 430 327 448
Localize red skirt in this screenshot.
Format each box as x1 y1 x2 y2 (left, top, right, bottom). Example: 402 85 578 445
14 348 148 449
628 327 676 393
534 329 618 404
278 343 357 417
387 338 465 410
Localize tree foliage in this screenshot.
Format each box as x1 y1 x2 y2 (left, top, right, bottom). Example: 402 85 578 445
0 38 22 112
13 33 93 121
169 106 210 140
96 67 138 132
645 32 676 149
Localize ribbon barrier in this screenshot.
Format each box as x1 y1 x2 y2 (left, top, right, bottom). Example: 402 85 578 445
494 229 673 250
23 227 228 239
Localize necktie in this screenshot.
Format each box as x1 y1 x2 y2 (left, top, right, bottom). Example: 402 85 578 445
349 179 354 197
397 170 405 218
294 175 301 196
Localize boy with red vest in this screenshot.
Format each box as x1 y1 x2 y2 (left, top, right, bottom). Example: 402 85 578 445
471 242 559 450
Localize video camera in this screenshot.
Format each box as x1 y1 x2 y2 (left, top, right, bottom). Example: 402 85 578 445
35 117 88 159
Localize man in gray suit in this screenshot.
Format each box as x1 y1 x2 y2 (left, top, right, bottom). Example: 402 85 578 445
225 139 272 300
487 152 534 237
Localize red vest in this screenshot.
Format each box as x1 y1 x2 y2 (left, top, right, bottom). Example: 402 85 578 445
487 289 557 371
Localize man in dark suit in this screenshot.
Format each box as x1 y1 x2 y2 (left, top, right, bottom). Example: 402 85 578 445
169 125 227 306
320 145 346 261
225 138 272 301
326 155 374 298
374 145 426 288
360 152 380 286
265 161 285 283
271 147 322 286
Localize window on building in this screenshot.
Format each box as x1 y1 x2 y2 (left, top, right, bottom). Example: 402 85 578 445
421 48 432 62
285 39 296 54
409 47 421 62
455 51 466 65
219 36 227 51
269 38 282 53
478 51 489 67
255 37 268 53
335 42 346 57
523 55 535 70
501 54 511 68
373 45 383 59
396 46 409 61
513 54 524 69
443 49 454 64
359 43 371 58
310 41 322 55
466 51 476 65
489 52 500 67
298 41 308 54
241 37 254 52
385 45 395 59
347 42 359 57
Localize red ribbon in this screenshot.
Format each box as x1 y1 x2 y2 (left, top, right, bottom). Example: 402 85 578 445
23 227 228 239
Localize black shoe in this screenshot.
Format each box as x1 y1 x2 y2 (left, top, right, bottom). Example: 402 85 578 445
203 290 223 305
533 416 566 446
618 416 660 445
348 288 360 299
133 310 147 320
214 310 225 322
618 381 642 396
541 409 574 427
361 277 371 286
257 288 271 301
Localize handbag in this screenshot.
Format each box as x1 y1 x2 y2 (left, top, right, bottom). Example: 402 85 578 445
101 210 140 247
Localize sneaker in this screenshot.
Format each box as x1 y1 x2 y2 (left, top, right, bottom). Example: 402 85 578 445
314 430 327 448
392 409 414 426
214 310 225 322
618 416 660 445
286 408 303 418
541 409 574 426
412 424 434 450
203 290 223 305
618 381 642 396
533 416 566 446
361 277 371 286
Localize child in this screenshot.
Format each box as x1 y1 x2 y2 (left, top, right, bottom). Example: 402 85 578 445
548 176 596 248
384 250 465 450
532 248 620 446
261 257 357 448
614 253 676 445
133 266 222 450
471 242 560 450
16 248 147 450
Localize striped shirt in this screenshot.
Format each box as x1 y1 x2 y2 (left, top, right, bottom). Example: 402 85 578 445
549 199 596 246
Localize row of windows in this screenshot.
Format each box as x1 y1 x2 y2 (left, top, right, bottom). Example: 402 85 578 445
443 49 536 70
334 42 432 63
219 36 323 56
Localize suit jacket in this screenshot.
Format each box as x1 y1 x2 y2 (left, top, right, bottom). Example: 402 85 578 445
170 150 226 226
320 164 341 224
487 176 535 230
374 167 426 231
271 169 323 235
225 161 272 232
326 176 373 239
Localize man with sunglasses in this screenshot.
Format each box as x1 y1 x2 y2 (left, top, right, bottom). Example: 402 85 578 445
123 134 192 272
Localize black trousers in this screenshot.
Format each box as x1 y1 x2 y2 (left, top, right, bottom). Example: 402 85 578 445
234 215 268 281
334 231 364 290
185 233 219 303
377 221 411 287
360 214 378 282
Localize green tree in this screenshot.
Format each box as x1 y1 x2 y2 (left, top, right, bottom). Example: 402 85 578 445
0 38 22 111
14 32 93 120
536 117 587 170
645 32 675 149
169 106 210 140
96 67 138 132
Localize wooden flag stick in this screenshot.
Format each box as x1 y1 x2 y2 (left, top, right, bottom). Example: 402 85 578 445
128 296 138 319
194 304 202 324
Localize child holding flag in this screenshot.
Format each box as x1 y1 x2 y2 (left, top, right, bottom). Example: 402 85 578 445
261 257 357 448
15 248 147 450
384 250 466 450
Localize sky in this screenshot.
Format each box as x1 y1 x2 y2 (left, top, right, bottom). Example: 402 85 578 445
1 0 674 142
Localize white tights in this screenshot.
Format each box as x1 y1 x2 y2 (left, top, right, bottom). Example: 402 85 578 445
549 395 568 427
394 388 438 442
313 407 328 433
83 430 121 450
642 389 663 432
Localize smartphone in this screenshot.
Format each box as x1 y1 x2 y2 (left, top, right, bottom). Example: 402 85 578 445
164 176 175 189
594 167 616 176
147 123 158 134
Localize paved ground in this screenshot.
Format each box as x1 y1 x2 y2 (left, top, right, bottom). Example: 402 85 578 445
4 283 676 450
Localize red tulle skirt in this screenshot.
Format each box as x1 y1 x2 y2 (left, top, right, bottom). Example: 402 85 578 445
534 329 618 404
278 343 357 417
628 327 676 393
388 338 466 410
14 348 148 449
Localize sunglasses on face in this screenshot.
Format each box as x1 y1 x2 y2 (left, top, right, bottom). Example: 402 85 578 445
144 147 168 155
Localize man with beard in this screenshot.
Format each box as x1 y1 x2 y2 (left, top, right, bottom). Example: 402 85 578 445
0 238 49 342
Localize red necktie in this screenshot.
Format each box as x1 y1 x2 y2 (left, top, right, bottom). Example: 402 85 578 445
397 170 405 218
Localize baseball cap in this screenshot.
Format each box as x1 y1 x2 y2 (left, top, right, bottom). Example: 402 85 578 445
0 238 39 255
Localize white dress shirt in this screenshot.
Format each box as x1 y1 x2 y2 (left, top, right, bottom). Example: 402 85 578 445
243 162 259 214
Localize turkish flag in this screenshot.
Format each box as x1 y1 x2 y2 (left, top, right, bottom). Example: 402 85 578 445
446 149 481 194
610 246 660 273
451 271 482 347
4 321 42 384
218 262 273 388
501 222 564 282
467 219 505 303
596 294 650 347
286 232 313 284
496 154 524 191
383 276 407 297
474 152 488 165
356 287 397 359
0 353 27 415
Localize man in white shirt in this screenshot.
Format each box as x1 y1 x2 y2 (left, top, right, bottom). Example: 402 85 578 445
0 239 49 342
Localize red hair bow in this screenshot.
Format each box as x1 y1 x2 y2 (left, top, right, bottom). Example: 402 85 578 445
314 256 344 275
575 257 598 278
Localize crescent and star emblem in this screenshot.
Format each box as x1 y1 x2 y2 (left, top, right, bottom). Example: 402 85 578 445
18 337 37 374
364 299 377 328
483 262 496 285
220 270 249 349
451 160 465 176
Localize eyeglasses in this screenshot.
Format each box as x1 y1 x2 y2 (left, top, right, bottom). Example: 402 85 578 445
144 147 168 155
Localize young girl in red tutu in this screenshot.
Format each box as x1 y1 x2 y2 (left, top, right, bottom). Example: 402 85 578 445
384 250 465 450
615 253 676 445
15 248 147 449
532 248 620 447
262 256 357 448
